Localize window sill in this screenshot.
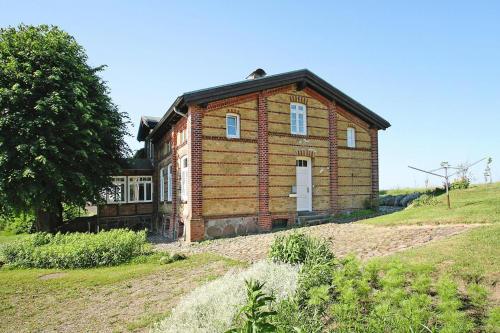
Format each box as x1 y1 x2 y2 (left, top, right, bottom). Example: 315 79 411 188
288 193 297 198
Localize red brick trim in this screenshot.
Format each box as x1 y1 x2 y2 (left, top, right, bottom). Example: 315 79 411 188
303 87 331 107
268 132 329 141
206 92 259 111
257 92 271 231
336 106 370 130
328 101 339 214
189 105 204 242
202 135 258 143
169 130 178 239
370 128 379 208
262 84 294 97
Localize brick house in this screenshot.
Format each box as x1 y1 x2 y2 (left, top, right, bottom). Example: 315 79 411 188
98 69 390 241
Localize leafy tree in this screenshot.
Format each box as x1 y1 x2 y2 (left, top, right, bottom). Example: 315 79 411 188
0 25 129 232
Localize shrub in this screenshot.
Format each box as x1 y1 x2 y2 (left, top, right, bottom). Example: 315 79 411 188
269 232 334 265
0 212 34 234
152 260 299 333
227 280 277 333
485 306 500 333
0 229 149 268
451 177 470 190
159 252 187 265
408 194 439 208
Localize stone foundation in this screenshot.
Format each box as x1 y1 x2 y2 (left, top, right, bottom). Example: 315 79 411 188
205 216 258 239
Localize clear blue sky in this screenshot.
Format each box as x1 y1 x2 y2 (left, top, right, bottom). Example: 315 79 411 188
2 1 499 189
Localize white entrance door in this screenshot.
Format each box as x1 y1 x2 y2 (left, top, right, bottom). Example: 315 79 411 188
296 157 312 211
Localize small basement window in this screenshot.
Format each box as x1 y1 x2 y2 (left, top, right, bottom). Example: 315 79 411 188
226 113 240 138
347 127 356 148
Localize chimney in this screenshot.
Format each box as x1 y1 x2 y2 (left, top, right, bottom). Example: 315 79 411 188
246 68 267 80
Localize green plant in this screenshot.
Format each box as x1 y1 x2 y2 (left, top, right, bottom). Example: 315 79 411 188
269 232 334 265
485 306 500 333
0 229 150 268
409 194 439 208
0 24 129 232
0 212 34 234
227 279 277 333
159 252 187 265
451 177 470 190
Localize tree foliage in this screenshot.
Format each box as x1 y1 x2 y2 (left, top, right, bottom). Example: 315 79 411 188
0 25 129 230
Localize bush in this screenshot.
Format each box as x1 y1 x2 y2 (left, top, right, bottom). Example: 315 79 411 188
270 232 336 313
159 252 187 265
451 177 470 190
408 194 439 208
227 280 277 333
269 232 334 265
0 229 150 268
152 260 299 333
0 212 34 234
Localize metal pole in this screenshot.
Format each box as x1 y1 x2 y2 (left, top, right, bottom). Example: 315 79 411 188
444 165 450 209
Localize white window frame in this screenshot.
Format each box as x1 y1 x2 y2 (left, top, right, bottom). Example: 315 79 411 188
106 176 127 204
347 127 356 148
128 176 153 203
180 156 188 202
226 113 240 139
290 102 307 135
167 163 173 202
159 167 167 202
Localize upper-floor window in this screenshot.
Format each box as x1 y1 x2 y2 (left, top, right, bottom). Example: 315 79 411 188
226 113 240 139
160 167 167 202
347 127 356 148
106 176 126 204
290 103 307 135
177 129 188 146
167 163 173 202
180 156 188 202
146 140 154 162
128 176 152 203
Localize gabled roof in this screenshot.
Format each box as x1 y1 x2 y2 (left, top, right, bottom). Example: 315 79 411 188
137 116 161 141
146 69 391 141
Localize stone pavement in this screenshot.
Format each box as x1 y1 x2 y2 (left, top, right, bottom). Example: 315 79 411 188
154 222 482 263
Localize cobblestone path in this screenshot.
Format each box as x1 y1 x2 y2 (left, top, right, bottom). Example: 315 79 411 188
155 223 483 263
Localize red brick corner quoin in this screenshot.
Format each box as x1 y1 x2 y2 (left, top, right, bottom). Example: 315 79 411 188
257 92 272 231
188 105 205 241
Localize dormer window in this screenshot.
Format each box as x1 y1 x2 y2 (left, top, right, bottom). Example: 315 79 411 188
226 113 240 139
347 127 356 148
290 103 307 135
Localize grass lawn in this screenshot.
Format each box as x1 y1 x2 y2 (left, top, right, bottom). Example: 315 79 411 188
366 182 500 226
374 224 500 304
0 251 243 333
380 187 435 196
0 231 27 244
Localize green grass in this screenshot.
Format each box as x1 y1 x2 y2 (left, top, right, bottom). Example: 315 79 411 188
380 187 434 196
374 224 500 294
0 231 27 244
366 182 500 226
0 252 243 332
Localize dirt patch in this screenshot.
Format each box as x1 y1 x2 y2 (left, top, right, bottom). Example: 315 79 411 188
156 223 483 263
39 272 68 280
2 257 238 333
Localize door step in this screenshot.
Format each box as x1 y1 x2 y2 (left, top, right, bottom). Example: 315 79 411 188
297 213 331 226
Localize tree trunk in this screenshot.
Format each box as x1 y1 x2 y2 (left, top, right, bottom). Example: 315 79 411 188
35 202 63 233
